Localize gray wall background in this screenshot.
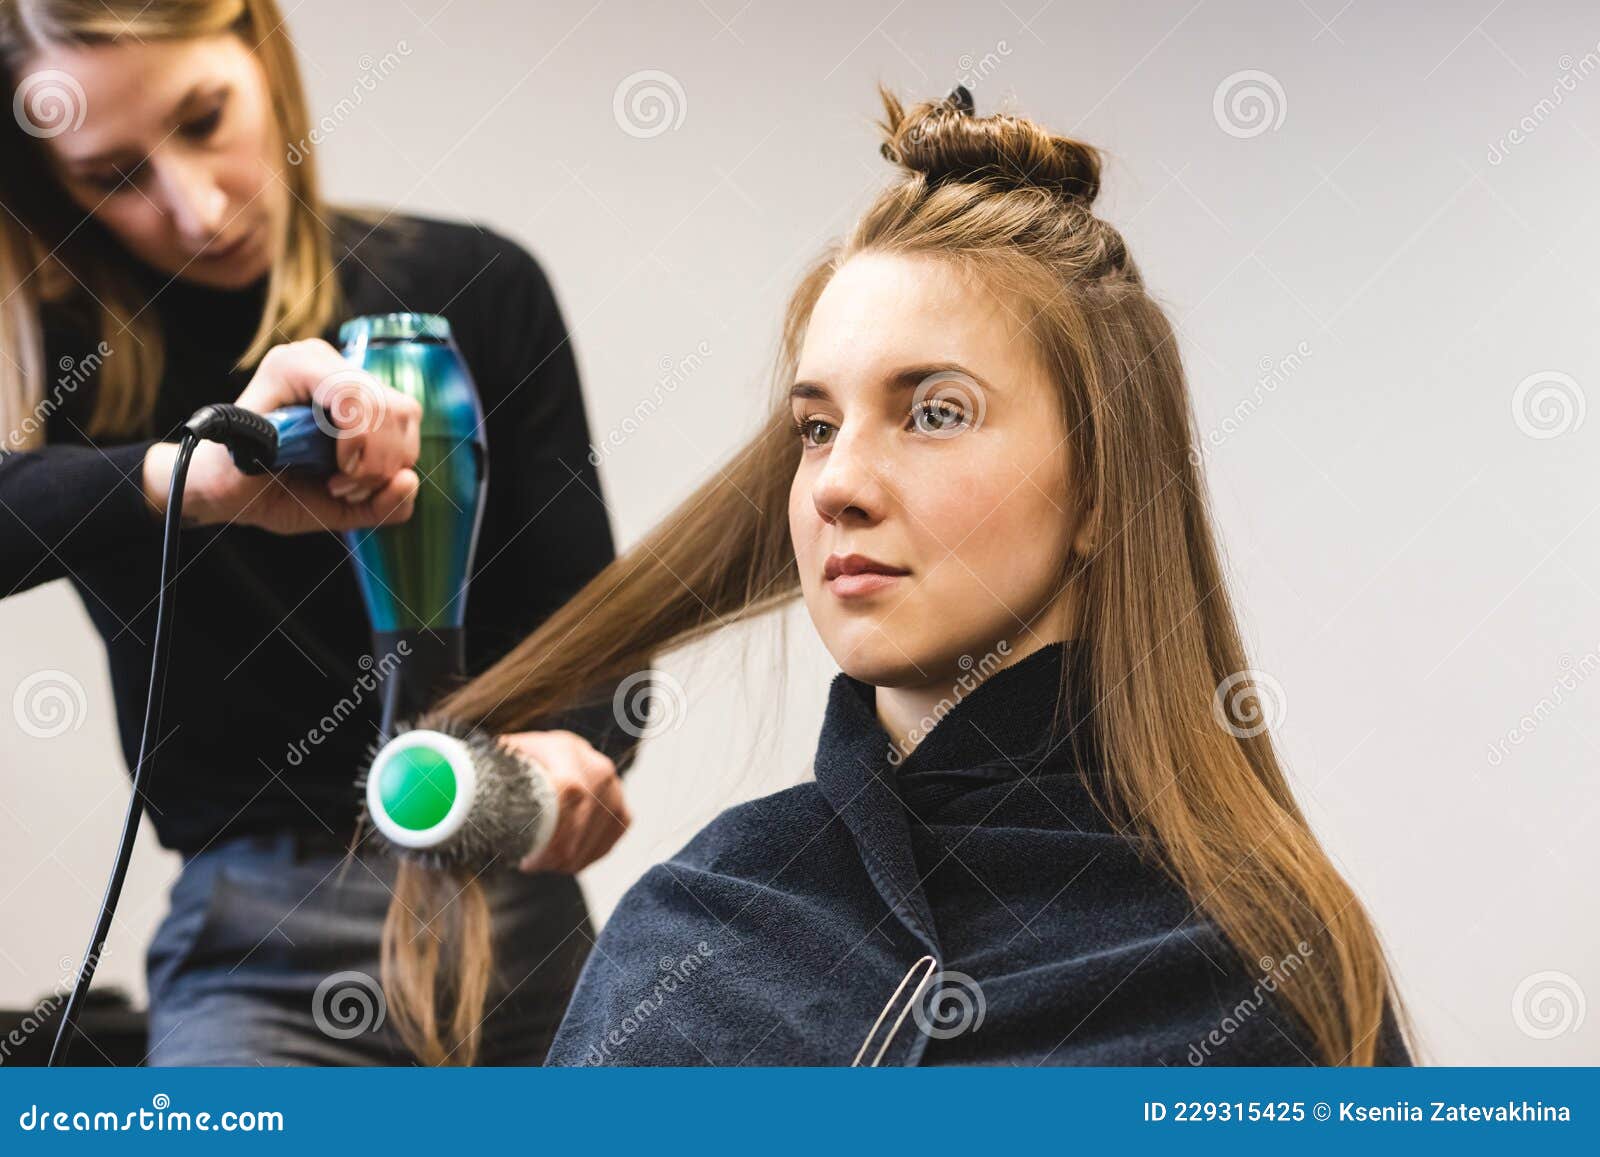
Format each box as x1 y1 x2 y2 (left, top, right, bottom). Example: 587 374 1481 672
3 0 1596 1064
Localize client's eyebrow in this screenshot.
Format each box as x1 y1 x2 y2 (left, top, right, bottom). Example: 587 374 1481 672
789 362 993 402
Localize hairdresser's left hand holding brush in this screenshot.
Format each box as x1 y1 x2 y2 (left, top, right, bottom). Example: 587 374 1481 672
498 730 632 874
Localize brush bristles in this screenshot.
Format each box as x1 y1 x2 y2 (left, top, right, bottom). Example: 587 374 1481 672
357 715 557 870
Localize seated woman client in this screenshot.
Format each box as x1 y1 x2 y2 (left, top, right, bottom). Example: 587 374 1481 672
392 87 1413 1068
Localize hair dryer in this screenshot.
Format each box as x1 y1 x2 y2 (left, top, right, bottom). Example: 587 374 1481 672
50 312 488 1064
246 317 557 870
246 314 556 868
242 312 490 739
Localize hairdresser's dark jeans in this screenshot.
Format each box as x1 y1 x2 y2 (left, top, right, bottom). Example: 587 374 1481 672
144 831 594 1066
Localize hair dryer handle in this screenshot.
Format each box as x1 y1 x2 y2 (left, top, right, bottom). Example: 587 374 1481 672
234 405 340 476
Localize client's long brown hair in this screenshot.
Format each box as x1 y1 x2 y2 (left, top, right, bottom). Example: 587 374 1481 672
384 87 1414 1067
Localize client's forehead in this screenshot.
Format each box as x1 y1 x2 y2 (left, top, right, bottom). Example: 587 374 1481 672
796 252 1043 402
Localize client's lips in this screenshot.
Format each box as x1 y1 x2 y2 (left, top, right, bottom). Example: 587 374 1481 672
824 553 909 598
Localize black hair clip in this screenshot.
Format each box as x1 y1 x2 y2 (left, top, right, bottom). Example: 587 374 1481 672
946 85 975 115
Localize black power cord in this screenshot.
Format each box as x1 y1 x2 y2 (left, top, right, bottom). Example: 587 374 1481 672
48 404 284 1067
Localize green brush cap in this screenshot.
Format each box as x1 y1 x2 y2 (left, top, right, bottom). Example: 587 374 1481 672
376 745 457 831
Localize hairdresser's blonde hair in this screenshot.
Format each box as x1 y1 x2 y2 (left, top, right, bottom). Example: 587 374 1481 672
0 0 339 448
386 88 1414 1068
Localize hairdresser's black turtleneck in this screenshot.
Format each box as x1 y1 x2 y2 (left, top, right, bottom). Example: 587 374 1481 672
0 211 627 854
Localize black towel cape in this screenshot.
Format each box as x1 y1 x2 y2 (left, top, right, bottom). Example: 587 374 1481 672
547 640 1408 1066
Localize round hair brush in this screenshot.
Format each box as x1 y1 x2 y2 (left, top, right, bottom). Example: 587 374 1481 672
359 715 559 869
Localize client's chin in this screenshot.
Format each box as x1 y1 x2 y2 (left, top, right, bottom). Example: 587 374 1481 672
826 639 979 695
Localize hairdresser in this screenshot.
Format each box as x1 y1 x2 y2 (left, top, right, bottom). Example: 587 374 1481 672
0 0 635 1065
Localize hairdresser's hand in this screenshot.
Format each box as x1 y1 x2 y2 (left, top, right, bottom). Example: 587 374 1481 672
140 338 422 534
498 730 631 875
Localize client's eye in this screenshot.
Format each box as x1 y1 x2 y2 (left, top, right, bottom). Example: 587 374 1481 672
909 397 969 435
792 417 836 448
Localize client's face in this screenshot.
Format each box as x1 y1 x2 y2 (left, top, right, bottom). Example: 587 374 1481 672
787 252 1086 690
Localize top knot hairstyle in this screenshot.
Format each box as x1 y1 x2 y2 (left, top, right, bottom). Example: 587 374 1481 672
855 83 1134 309
878 84 1102 207
383 86 1413 1068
